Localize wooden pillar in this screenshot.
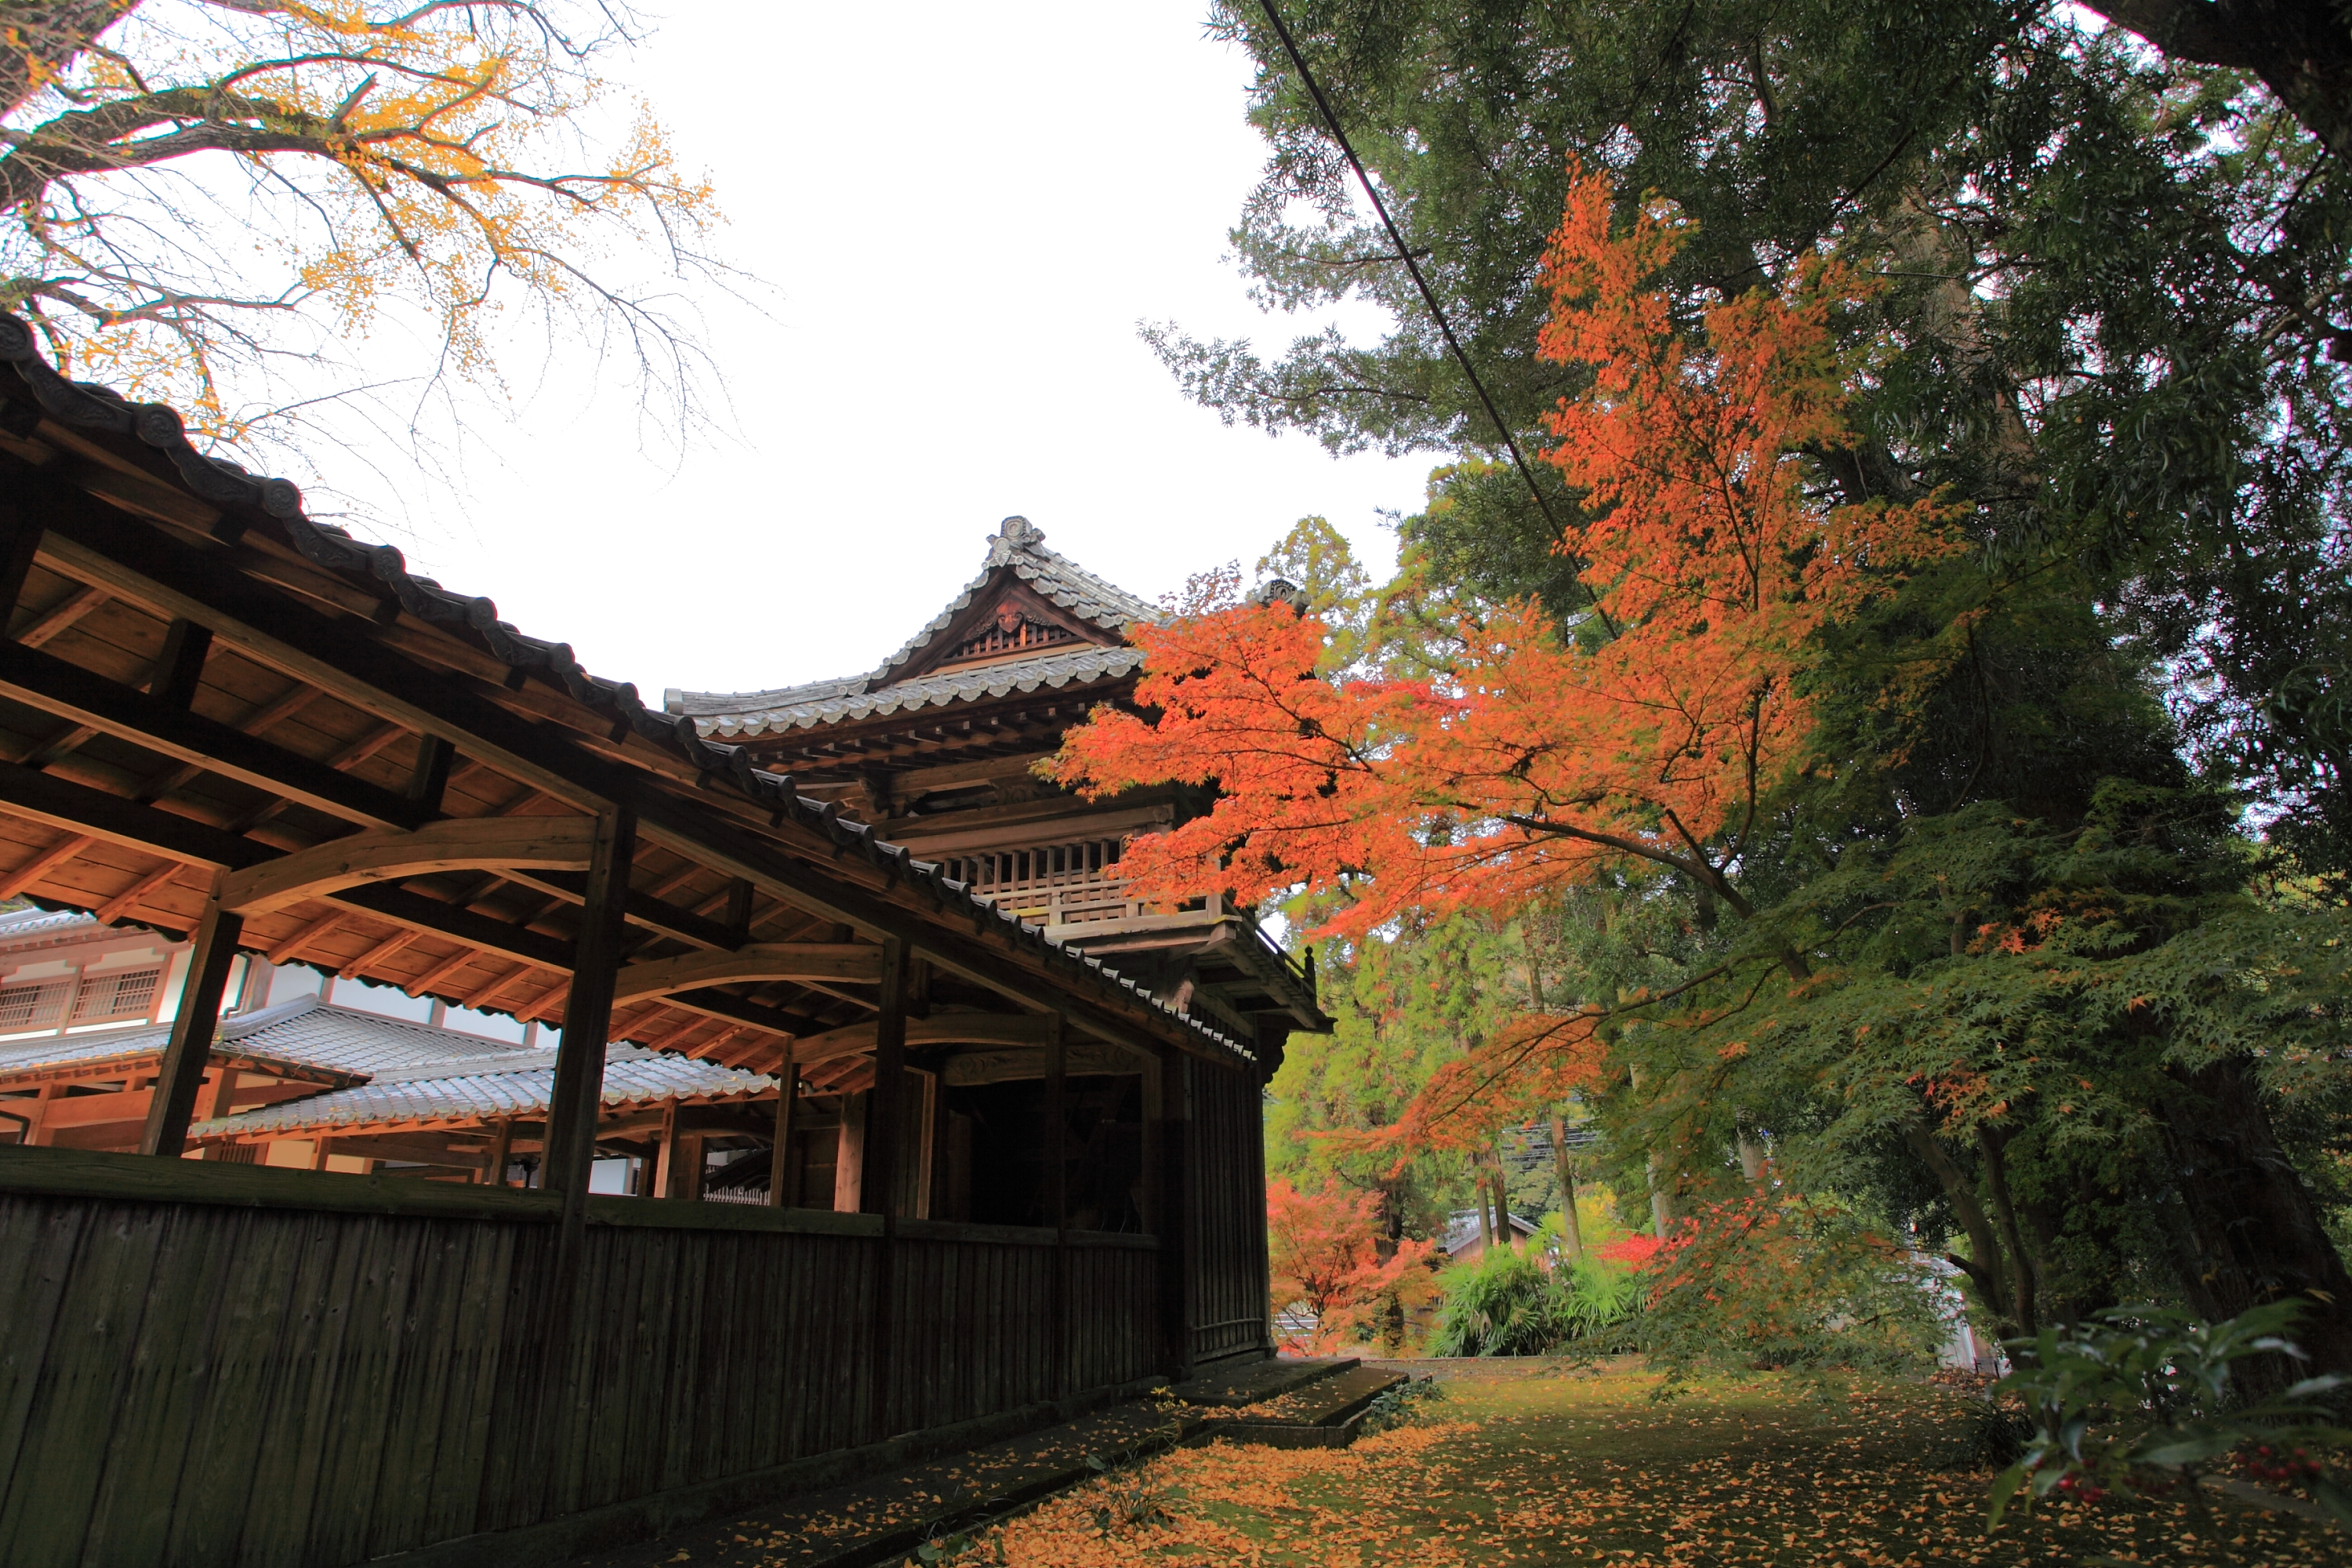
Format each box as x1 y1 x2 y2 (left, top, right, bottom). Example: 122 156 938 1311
859 937 908 1442
858 937 909 1217
140 890 243 1156
1157 1048 1193 1381
769 1062 799 1208
543 806 635 1236
481 1117 514 1188
652 1100 681 1198
1046 1011 1069 1399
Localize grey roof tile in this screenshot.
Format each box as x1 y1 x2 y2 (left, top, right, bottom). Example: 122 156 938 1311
193 1043 772 1138
666 517 1159 735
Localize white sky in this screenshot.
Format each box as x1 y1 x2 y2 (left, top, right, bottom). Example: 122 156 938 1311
341 2 1425 702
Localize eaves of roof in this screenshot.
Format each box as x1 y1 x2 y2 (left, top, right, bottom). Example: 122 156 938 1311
191 1045 774 1138
688 645 1143 740
0 319 1257 1074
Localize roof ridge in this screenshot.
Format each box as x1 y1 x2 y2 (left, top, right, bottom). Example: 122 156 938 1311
665 516 1162 720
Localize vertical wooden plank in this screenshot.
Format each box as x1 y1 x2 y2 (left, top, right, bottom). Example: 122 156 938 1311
0 1199 93 1530
0 1200 169 1568
56 1200 229 1568
140 891 242 1156
859 939 906 1439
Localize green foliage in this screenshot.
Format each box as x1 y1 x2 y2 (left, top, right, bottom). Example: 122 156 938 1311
1987 1303 2352 1531
1426 1248 1642 1357
1634 1196 1951 1387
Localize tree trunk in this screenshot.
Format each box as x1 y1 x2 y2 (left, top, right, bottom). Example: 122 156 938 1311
2158 1054 2352 1382
1551 1111 1584 1261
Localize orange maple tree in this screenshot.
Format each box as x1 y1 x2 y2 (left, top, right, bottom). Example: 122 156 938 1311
1058 167 1960 1140
1266 1177 1437 1354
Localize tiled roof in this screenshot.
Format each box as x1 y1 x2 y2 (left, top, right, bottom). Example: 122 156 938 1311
0 907 99 942
1439 1208 1544 1255
665 517 1160 734
0 317 1260 1073
0 996 535 1081
684 646 1145 740
193 1042 773 1138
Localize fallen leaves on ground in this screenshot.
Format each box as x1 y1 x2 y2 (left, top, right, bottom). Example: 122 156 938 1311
913 1370 2340 1567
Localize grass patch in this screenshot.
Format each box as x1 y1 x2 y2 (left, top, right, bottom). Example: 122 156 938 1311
920 1366 2340 1566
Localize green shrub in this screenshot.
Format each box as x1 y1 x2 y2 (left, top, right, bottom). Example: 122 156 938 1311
1425 1247 1641 1356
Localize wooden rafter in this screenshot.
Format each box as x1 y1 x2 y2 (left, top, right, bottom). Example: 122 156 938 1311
612 943 880 1004
218 815 597 916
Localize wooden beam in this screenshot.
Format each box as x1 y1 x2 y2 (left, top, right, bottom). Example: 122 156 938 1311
0 639 428 831
331 882 573 971
14 583 104 648
138 888 241 1156
791 1011 1058 1066
612 943 880 1004
0 759 270 868
265 909 350 967
406 733 456 811
0 831 96 900
31 472 1236 1065
339 927 419 979
147 618 212 710
90 858 182 924
481 1117 514 1186
501 866 738 950
219 815 597 916
544 806 634 1236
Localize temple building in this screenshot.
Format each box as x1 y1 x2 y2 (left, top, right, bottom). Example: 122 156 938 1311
666 515 1330 1064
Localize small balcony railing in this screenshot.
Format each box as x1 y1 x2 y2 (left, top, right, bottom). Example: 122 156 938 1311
933 837 1219 929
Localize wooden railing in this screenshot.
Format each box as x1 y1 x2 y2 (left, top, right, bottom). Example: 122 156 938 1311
935 837 1220 929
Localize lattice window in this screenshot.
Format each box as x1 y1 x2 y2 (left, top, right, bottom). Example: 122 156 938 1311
942 601 1078 666
0 979 71 1031
72 967 162 1023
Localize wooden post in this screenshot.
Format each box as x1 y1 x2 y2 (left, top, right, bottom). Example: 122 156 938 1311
482 1117 514 1188
1157 1048 1193 1381
859 937 908 1441
543 806 635 1235
858 937 908 1218
1046 1011 1069 1399
652 1100 681 1198
768 1062 798 1208
139 889 242 1156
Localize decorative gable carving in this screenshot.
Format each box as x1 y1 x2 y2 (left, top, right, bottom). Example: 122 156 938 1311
891 576 1114 684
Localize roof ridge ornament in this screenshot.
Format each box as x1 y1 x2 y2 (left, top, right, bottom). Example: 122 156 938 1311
998 514 1042 546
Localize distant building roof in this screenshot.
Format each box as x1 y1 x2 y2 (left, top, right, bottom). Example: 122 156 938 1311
0 906 100 942
194 1040 772 1139
665 516 1160 738
1439 1208 1544 1257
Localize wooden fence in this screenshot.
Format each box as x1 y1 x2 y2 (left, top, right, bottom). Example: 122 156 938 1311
0 1148 1167 1568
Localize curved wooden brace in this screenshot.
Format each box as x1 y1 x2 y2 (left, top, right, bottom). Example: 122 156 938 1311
613 943 880 1005
792 1011 1057 1066
219 815 599 916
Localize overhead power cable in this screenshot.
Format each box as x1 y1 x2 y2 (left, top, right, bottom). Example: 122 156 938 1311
1254 0 1613 633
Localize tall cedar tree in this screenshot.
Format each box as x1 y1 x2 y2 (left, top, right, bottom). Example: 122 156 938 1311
1068 167 2352 1370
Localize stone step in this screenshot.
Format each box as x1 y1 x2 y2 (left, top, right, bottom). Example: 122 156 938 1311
1209 1365 1410 1449
1167 1354 1358 1408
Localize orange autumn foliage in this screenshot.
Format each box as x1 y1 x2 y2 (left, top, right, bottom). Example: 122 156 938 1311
1056 166 1960 1142
1058 165 1954 933
1266 1177 1437 1354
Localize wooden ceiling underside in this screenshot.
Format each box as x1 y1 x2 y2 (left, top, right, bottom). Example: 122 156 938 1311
0 329 1258 1082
